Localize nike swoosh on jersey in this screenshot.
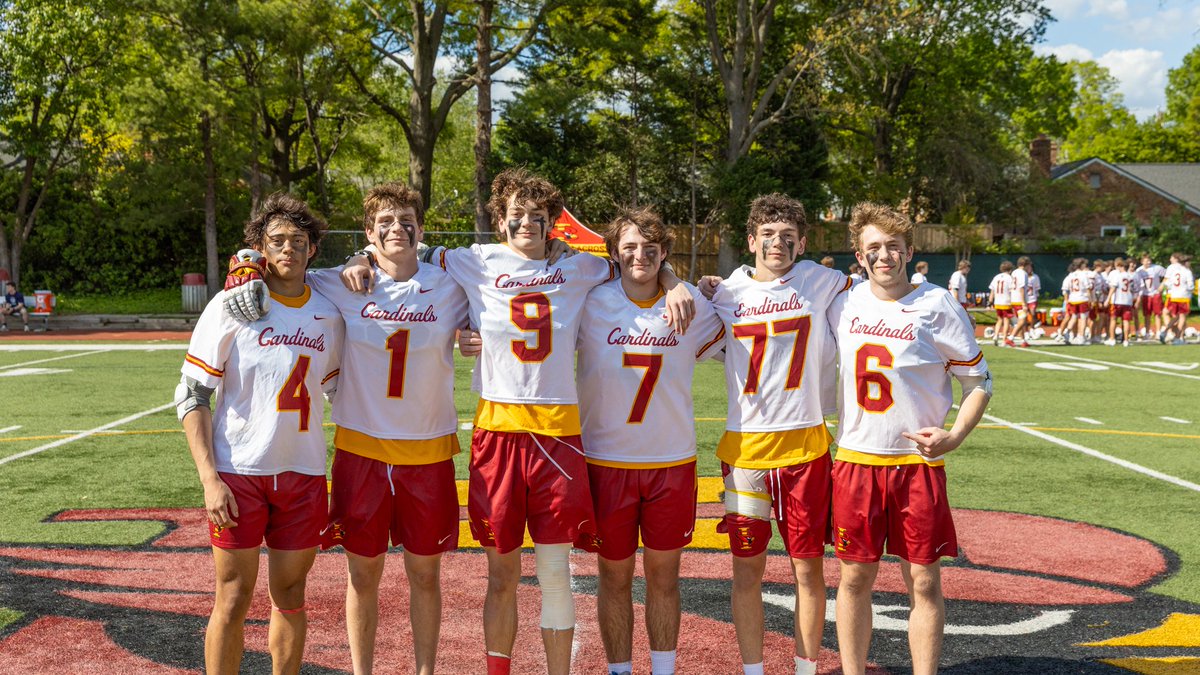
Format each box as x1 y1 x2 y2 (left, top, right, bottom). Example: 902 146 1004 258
313 315 326 320
900 308 918 313
779 277 794 284
419 288 434 294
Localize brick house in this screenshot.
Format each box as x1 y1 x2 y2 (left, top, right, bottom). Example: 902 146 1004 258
1030 136 1200 239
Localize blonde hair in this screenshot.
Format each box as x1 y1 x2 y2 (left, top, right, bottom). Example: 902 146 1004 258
847 202 913 252
603 206 673 259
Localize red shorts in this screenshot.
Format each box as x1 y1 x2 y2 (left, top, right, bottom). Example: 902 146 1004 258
1065 302 1088 316
468 429 596 554
1111 304 1134 321
831 461 957 565
994 307 1013 319
719 454 832 559
324 450 459 557
577 461 697 559
1168 300 1192 317
1026 302 1037 316
210 472 327 550
1143 294 1164 316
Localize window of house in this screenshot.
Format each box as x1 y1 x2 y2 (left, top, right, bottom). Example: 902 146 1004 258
1137 225 1154 237
1088 173 1101 189
1100 225 1126 238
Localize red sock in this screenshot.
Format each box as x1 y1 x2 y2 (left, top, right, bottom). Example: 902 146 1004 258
486 653 511 675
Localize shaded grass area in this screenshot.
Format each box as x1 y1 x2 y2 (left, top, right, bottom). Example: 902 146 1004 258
54 287 183 315
1 342 1198 605
0 608 22 633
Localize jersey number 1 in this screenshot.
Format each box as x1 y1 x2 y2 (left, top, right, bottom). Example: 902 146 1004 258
277 355 312 431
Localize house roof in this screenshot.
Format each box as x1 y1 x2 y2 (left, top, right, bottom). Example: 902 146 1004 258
1050 157 1200 217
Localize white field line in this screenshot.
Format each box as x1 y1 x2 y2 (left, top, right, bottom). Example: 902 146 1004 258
0 344 187 352
1013 347 1200 381
0 350 107 371
0 402 175 467
0 426 20 434
1074 417 1102 425
1160 417 1191 424
984 411 1200 494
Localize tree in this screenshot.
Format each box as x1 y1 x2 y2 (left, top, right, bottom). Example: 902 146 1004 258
1165 44 1200 131
0 0 130 286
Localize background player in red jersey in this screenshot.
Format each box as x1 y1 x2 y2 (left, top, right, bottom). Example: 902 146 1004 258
831 203 992 675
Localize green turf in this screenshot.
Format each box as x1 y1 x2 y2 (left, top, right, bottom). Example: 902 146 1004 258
0 608 22 632
54 287 182 315
1 340 1198 604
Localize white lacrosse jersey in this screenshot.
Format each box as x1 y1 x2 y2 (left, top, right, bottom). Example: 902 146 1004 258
183 287 343 476
1025 273 1041 304
1009 268 1028 306
989 273 1013 308
711 262 850 436
948 270 969 304
1165 263 1195 300
576 281 725 466
307 265 468 464
1141 263 1166 295
1108 270 1135 306
438 243 615 405
1132 267 1148 298
910 272 927 284
1091 270 1108 299
1066 270 1094 304
832 282 988 463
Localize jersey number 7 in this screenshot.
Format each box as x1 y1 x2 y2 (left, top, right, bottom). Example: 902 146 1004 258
623 353 663 423
732 316 811 394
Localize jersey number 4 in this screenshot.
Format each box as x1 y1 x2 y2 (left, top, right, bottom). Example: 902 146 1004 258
732 316 811 394
277 355 312 431
511 292 552 362
855 344 894 413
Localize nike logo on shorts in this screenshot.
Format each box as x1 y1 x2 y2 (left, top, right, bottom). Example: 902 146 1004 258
682 528 694 538
437 534 452 545
935 541 950 553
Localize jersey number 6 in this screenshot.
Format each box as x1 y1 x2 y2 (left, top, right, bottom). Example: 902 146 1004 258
855 344 894 413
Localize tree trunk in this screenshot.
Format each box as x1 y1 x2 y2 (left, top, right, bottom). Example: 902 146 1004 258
202 111 220 299
474 0 494 244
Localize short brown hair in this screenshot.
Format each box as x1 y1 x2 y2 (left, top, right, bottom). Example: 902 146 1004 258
847 202 913 252
363 182 424 230
746 193 807 239
488 167 564 237
915 261 928 273
244 192 327 250
957 259 971 271
1017 256 1031 267
603 206 674 259
999 260 1014 272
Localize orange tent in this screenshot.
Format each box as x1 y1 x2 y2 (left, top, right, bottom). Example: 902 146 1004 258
548 207 608 257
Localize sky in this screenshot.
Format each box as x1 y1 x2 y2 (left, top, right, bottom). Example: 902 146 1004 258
1037 0 1200 119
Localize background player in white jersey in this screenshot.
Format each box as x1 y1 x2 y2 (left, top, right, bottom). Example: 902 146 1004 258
910 260 928 284
575 207 724 675
947 259 973 326
987 261 1014 346
1008 257 1032 348
700 194 850 675
831 203 992 675
1062 258 1094 345
1138 254 1166 339
178 193 343 675
1091 259 1110 342
344 168 693 675
1105 258 1136 346
1163 253 1195 344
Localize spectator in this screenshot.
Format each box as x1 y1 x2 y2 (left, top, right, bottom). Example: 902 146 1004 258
821 255 835 269
1 282 30 332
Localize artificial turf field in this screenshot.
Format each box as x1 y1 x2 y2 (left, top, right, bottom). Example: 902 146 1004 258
0 335 1198 673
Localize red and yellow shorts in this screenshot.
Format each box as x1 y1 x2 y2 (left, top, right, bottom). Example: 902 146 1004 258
576 460 697 560
1065 301 1089 317
994 306 1014 319
210 471 326 551
1167 299 1192 317
1111 304 1134 322
718 453 832 559
831 460 957 565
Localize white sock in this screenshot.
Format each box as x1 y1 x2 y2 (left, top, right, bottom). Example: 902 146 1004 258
608 661 632 675
795 655 817 675
743 663 764 675
650 649 676 674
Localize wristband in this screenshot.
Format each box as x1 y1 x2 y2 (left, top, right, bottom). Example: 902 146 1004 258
346 249 376 267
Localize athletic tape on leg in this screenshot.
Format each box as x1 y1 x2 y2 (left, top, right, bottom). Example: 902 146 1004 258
722 467 772 520
535 542 574 629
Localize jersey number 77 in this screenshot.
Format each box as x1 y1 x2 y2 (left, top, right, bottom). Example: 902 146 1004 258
732 316 811 394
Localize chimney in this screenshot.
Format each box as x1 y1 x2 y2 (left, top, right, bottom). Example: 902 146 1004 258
1030 134 1053 176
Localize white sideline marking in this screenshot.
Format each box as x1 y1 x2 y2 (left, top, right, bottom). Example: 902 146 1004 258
0 426 20 434
1074 417 1102 425
1160 417 1191 424
761 593 1074 636
1015 347 1200 381
0 368 72 378
0 344 187 352
0 402 175 467
983 412 1200 494
0 351 105 370
1134 361 1198 371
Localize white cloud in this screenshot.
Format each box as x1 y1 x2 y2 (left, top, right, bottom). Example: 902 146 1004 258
1044 0 1087 20
1097 48 1167 118
1035 43 1095 63
1122 6 1200 43
1086 0 1128 20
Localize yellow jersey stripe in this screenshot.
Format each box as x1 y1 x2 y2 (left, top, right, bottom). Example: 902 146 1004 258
185 354 223 377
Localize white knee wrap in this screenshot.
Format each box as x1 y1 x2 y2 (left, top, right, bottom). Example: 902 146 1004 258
722 467 772 521
535 543 574 630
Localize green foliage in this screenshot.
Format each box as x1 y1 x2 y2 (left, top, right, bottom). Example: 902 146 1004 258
1117 209 1200 261
54 288 183 315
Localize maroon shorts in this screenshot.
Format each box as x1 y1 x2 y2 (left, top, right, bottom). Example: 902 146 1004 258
994 307 1013 319
1111 304 1134 322
1026 302 1037 316
1065 302 1088 317
1143 294 1164 316
1168 300 1192 317
831 461 957 565
577 461 697 559
324 450 459 557
719 454 832 559
210 472 327 550
468 428 596 554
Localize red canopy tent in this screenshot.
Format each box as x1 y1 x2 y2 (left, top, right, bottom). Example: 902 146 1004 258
548 207 608 257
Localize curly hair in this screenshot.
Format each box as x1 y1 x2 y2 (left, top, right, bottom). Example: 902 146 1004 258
603 206 674 260
847 202 913 252
488 167 564 238
745 193 808 239
243 192 328 250
363 182 424 230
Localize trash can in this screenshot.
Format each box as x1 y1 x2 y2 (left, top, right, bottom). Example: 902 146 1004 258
182 273 207 313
